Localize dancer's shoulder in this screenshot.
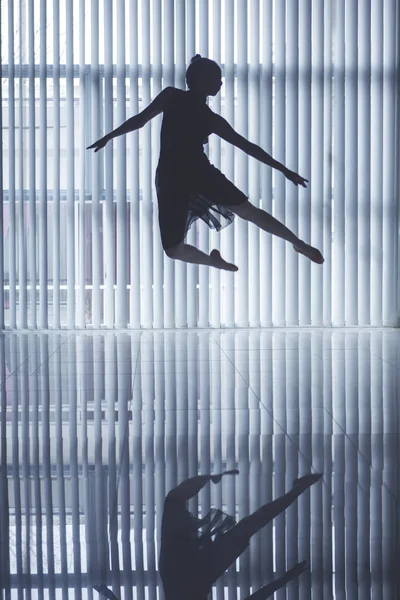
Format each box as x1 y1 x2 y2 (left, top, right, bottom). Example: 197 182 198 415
138 87 176 125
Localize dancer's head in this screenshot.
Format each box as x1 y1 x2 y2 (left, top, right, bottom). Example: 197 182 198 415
185 55 222 97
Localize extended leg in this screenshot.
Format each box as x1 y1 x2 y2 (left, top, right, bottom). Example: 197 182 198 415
167 474 213 502
241 204 301 245
227 201 324 264
167 470 239 502
233 474 323 540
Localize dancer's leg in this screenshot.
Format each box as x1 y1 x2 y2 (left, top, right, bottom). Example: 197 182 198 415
227 201 300 244
207 474 322 587
166 244 238 271
244 561 308 600
167 474 213 502
226 201 324 264
233 474 323 540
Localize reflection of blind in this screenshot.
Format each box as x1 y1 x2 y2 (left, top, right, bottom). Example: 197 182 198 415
1 0 399 329
1 329 399 597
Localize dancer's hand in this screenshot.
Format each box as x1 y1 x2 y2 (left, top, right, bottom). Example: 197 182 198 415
283 168 308 188
211 469 239 483
87 135 111 153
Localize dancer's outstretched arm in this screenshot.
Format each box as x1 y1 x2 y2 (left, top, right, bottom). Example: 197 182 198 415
211 114 308 188
87 87 174 153
168 470 239 502
86 115 143 152
246 561 308 600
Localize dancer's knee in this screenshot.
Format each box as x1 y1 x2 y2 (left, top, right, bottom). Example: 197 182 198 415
165 242 184 258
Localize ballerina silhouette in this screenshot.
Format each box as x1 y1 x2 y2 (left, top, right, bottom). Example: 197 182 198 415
93 470 323 600
88 55 324 271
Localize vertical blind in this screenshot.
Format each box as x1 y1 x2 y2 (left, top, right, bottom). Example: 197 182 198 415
1 0 399 330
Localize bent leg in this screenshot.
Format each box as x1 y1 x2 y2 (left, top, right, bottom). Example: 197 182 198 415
165 242 214 266
166 243 238 271
167 474 212 502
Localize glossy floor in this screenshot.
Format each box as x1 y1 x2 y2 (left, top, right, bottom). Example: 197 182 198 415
1 329 399 599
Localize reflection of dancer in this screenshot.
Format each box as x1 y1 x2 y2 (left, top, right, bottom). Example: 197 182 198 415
88 55 324 271
93 470 322 600
158 470 322 600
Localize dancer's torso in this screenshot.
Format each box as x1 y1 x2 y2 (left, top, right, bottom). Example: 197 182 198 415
158 88 215 171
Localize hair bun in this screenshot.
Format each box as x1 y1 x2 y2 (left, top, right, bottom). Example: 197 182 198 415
191 54 202 63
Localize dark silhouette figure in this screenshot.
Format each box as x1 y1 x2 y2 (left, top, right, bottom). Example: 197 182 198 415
88 55 324 271
94 470 323 600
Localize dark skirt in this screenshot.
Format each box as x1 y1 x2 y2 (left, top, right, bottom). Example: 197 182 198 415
155 156 248 251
